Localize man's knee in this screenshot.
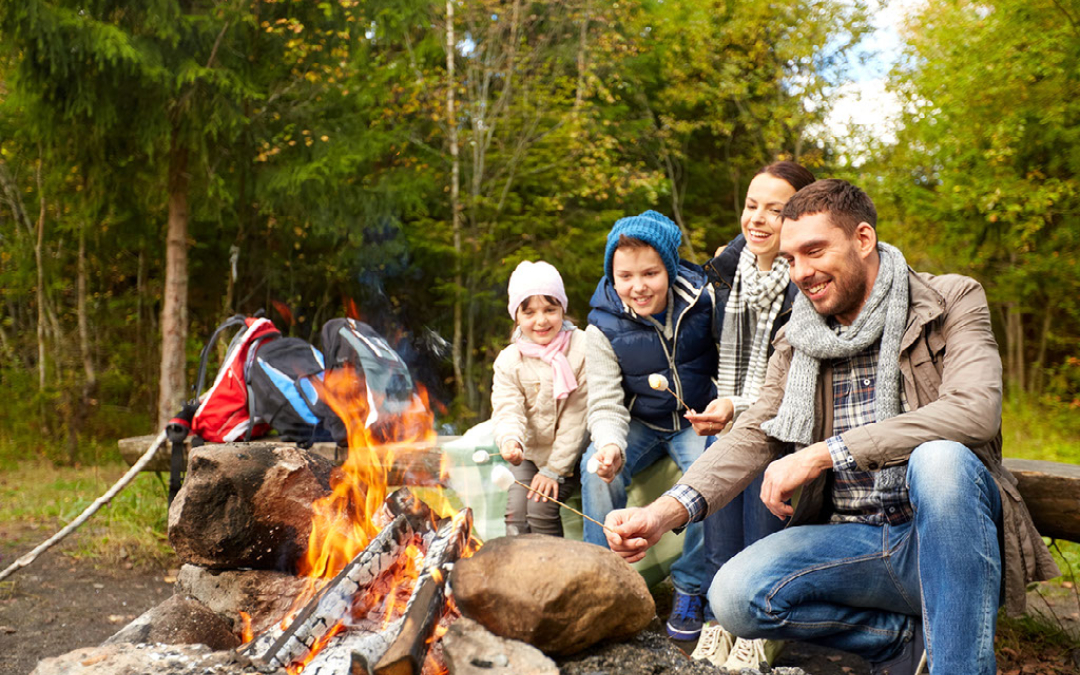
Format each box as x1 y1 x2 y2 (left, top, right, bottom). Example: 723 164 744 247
907 440 993 511
708 554 771 637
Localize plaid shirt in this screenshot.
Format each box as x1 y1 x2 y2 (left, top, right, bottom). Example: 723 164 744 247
668 334 912 526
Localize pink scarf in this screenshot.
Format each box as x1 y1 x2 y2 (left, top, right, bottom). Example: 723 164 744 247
515 328 579 400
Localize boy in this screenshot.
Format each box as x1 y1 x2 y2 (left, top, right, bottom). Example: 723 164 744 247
581 210 718 640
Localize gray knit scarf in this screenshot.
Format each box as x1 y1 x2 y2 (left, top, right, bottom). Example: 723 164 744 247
761 243 909 447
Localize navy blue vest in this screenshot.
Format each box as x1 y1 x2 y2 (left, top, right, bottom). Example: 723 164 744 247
588 262 718 431
703 234 798 351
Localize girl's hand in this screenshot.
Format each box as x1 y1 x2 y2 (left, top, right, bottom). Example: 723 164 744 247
594 444 624 483
500 440 524 465
685 398 735 436
529 473 560 503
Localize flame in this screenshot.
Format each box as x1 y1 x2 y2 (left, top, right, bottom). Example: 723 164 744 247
238 611 254 644
278 364 468 672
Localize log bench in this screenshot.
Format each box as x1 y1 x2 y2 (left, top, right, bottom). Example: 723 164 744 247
118 435 1080 543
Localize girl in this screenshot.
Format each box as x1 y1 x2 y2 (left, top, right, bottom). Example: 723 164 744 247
687 160 816 668
491 260 589 537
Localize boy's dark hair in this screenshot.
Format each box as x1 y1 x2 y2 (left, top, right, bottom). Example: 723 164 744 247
615 234 653 252
780 178 877 235
758 161 816 192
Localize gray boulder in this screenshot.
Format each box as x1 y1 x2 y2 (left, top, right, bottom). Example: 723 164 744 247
176 564 310 635
102 594 239 651
443 617 558 675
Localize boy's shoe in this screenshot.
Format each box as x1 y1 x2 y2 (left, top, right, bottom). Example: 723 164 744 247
689 622 735 666
722 637 784 670
869 622 927 675
665 590 704 640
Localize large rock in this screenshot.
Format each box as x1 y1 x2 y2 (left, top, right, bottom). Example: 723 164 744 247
103 594 239 650
168 443 336 570
450 535 655 655
176 564 312 635
443 618 558 675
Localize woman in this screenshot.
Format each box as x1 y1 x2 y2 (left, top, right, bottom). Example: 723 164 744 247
686 160 816 669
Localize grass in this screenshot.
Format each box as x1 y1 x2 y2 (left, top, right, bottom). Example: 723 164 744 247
0 461 176 569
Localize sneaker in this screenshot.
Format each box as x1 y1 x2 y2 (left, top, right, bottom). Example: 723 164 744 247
870 622 927 675
722 637 784 670
666 590 704 640
690 622 736 666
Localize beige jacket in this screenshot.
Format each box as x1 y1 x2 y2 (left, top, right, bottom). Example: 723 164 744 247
490 328 590 478
680 269 1059 615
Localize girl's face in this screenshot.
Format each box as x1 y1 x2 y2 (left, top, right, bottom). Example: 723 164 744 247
516 296 565 346
741 173 798 260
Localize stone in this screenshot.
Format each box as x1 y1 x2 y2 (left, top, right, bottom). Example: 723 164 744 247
168 443 336 570
102 594 240 651
450 535 655 655
176 564 312 635
30 642 279 675
443 617 558 675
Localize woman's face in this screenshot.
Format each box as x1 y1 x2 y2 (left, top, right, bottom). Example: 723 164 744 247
741 173 798 260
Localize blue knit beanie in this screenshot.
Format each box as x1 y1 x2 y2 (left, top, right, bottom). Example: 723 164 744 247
604 210 681 284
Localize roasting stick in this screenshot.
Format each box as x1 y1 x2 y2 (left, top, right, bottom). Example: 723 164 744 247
0 430 169 583
648 373 693 412
490 465 617 536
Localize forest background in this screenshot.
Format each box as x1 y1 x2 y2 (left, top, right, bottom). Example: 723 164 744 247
0 0 1078 468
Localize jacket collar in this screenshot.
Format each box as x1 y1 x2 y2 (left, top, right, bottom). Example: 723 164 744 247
901 268 946 350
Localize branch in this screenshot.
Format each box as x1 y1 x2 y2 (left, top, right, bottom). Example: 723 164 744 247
0 432 168 582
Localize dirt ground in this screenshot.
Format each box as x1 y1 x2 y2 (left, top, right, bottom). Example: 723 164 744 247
0 523 175 675
2 520 1078 675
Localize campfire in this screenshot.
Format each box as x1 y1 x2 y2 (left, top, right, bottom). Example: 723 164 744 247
238 368 479 675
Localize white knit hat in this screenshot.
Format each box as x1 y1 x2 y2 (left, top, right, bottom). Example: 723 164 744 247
507 261 568 319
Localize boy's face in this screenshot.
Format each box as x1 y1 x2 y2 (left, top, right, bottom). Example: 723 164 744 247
612 246 669 316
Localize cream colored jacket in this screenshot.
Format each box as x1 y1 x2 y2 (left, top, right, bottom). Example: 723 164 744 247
490 328 590 479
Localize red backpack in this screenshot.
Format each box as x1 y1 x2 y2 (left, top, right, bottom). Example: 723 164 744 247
190 315 281 443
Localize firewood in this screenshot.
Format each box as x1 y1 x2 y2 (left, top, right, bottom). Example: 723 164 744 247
298 618 402 675
373 509 473 675
249 514 414 670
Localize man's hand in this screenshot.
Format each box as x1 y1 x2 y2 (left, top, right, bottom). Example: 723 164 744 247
593 444 624 483
685 398 735 437
760 441 833 519
604 497 689 562
500 440 524 465
528 473 560 503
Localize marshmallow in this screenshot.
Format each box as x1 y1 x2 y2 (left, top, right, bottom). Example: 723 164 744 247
648 373 669 391
472 450 490 464
586 455 601 474
491 465 516 491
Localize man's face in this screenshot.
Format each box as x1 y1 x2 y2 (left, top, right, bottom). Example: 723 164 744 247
612 246 669 316
779 212 875 325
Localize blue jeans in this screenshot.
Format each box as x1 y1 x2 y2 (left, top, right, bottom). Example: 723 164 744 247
580 420 708 595
709 441 1002 673
702 469 787 617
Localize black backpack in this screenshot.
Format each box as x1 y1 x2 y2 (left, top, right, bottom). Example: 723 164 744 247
245 337 338 447
319 318 417 445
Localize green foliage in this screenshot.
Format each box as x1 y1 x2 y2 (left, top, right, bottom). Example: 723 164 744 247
0 462 174 567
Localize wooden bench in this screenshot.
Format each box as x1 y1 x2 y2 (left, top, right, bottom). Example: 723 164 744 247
119 436 1080 543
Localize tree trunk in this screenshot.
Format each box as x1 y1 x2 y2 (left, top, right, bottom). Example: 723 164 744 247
35 187 47 391
574 0 591 110
446 0 465 404
1030 306 1051 393
67 224 99 464
157 135 191 429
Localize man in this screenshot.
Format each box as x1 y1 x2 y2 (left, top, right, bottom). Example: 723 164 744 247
605 180 1058 674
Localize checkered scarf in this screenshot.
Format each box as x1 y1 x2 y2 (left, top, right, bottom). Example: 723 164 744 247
715 247 791 403
762 243 909 447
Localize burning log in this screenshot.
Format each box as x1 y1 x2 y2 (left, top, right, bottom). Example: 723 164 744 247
299 618 403 675
373 509 473 675
248 514 415 671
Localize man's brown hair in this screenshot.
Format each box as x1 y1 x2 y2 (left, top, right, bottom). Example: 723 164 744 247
779 178 877 235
